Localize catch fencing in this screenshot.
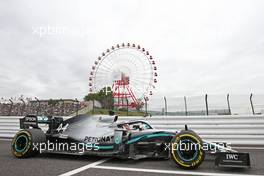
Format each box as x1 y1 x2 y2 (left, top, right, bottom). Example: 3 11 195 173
147 94 264 116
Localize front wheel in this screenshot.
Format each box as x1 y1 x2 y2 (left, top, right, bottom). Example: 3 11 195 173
170 130 205 169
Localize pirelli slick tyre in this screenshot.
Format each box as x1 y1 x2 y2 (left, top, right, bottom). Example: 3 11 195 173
170 130 205 169
11 129 46 158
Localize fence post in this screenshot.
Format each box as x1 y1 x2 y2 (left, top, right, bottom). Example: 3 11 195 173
35 97 40 116
250 93 255 115
164 97 167 116
205 94 209 115
92 99 95 114
75 98 79 115
227 94 231 115
20 99 26 116
8 99 13 116
184 96 188 116
61 99 65 116
126 98 129 116
144 97 148 116
50 99 54 115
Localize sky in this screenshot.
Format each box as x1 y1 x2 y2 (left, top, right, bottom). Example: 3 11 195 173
0 0 264 107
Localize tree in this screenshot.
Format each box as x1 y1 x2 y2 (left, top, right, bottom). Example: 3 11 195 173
84 93 97 101
84 87 113 109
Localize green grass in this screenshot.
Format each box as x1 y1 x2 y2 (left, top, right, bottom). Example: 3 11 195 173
86 108 145 116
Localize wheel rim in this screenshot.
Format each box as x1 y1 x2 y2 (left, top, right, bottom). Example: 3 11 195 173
176 139 199 162
15 134 28 152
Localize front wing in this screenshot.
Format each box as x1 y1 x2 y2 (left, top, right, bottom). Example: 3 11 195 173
215 152 250 168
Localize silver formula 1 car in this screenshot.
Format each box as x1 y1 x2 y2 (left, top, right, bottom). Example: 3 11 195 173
11 113 250 169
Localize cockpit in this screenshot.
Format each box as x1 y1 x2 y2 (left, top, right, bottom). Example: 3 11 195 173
118 121 153 131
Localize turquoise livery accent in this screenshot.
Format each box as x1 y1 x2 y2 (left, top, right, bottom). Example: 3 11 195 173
126 133 174 145
97 145 114 150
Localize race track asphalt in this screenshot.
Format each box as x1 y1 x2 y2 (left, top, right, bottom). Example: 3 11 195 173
0 140 263 176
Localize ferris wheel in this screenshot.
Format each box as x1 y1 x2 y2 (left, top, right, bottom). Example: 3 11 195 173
89 43 158 107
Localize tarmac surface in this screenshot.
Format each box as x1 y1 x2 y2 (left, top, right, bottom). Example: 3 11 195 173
0 140 263 176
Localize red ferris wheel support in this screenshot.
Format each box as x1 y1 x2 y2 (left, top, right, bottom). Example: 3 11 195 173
112 73 140 108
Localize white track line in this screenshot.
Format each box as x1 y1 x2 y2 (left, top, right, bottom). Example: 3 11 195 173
92 165 261 176
0 138 12 141
58 158 109 176
233 147 264 150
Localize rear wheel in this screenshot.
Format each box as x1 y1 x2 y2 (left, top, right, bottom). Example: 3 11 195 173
11 129 46 158
170 130 205 169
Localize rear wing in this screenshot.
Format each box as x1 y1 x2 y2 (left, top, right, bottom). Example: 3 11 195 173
20 115 64 133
